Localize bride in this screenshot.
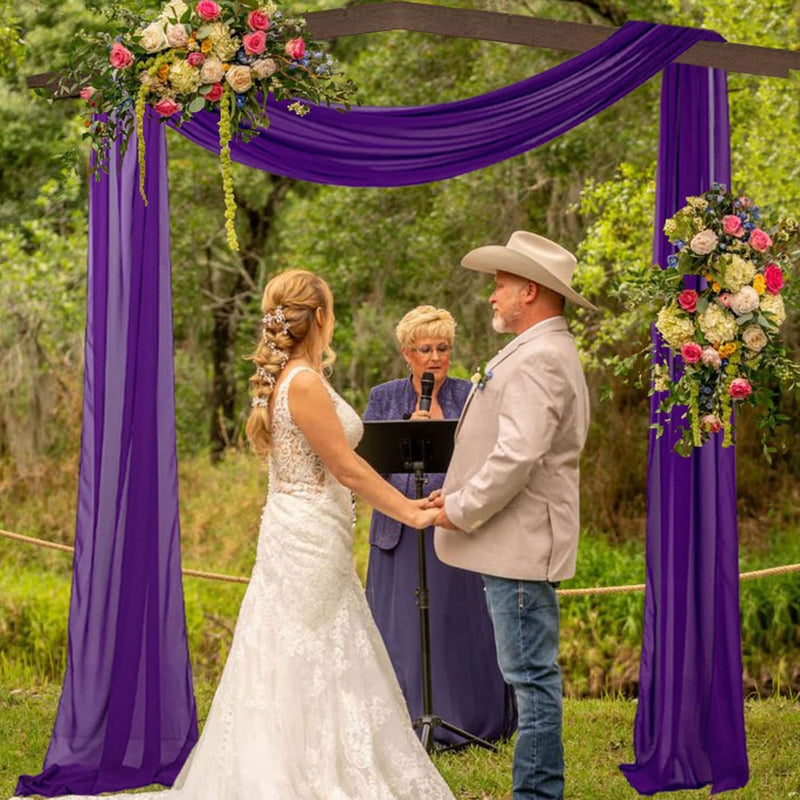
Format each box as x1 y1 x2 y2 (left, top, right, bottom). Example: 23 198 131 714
34 269 455 800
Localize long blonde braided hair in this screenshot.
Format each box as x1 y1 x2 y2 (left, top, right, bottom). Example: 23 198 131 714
246 269 336 458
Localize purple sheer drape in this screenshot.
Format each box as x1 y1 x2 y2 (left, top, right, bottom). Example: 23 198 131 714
18 19 746 799
16 111 198 797
619 64 749 794
171 21 714 187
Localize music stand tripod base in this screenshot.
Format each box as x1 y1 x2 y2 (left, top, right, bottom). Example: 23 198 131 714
357 420 498 755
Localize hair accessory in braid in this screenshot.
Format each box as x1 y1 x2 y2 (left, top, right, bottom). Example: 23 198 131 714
266 341 289 368
262 305 291 340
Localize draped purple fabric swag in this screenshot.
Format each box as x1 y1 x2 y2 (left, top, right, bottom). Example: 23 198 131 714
619 63 749 795
18 19 747 798
16 112 198 797
171 21 714 187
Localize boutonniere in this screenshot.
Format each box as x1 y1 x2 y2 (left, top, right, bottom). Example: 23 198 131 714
470 361 494 390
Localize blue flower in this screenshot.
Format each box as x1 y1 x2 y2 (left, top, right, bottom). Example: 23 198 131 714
675 239 686 250
235 93 247 108
667 255 679 268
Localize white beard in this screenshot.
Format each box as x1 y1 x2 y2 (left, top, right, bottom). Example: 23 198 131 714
491 304 522 334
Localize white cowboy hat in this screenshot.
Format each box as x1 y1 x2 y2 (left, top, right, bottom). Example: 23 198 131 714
461 231 596 311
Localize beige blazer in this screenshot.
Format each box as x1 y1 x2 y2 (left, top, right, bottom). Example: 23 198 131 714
434 316 589 582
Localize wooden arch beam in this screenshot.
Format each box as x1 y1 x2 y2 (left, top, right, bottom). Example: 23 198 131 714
27 0 800 96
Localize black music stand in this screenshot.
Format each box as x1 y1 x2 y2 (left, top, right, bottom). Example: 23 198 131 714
357 420 497 754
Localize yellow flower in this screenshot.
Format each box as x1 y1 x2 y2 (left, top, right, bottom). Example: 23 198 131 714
157 63 170 81
712 282 721 292
753 274 766 295
718 342 738 358
201 39 213 53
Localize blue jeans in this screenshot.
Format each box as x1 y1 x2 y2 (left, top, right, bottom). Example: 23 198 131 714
483 576 563 800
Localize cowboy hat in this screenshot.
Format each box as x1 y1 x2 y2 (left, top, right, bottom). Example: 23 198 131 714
461 231 596 311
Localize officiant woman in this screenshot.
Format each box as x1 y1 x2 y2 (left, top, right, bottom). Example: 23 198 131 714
364 305 516 745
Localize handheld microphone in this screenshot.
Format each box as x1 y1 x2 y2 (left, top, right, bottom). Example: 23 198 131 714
419 372 435 413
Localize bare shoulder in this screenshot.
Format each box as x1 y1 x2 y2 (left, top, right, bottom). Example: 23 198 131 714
286 368 337 423
287 367 326 396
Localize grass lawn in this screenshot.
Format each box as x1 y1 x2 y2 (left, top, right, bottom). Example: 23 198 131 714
1 680 798 799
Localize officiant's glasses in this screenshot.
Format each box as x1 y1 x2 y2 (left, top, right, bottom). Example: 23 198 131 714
409 344 452 356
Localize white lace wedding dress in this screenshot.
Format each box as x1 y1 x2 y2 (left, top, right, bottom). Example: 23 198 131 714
44 366 455 800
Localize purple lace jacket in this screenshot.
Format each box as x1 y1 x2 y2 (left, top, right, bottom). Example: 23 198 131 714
364 376 472 550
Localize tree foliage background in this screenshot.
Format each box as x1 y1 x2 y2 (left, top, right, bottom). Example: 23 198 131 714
2 0 799 532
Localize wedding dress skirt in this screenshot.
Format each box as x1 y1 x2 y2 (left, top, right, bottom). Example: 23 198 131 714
39 367 455 800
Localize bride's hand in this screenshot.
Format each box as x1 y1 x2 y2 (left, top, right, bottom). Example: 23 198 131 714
408 503 440 530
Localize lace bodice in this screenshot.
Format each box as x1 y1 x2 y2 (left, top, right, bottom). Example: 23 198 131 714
268 367 363 500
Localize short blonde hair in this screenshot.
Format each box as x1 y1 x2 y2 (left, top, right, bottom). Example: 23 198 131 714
395 305 456 350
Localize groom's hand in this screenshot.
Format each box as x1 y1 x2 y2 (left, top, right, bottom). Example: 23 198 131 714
425 489 444 508
433 505 457 530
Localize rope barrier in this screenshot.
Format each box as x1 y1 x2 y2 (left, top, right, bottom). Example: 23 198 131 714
2 527 799 595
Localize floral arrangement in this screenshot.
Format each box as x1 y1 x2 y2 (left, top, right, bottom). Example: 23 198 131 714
77 0 357 250
470 361 494 390
644 184 800 454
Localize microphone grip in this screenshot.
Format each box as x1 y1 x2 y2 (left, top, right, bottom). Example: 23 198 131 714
419 371 434 413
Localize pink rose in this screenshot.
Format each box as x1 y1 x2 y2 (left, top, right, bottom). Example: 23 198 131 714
680 342 703 364
764 264 784 295
80 86 97 101
285 37 305 59
243 30 267 55
153 97 182 117
206 82 223 102
678 289 698 313
722 214 744 237
187 52 205 66
749 228 772 253
195 0 221 21
109 42 134 69
702 414 723 433
247 9 270 30
728 377 753 400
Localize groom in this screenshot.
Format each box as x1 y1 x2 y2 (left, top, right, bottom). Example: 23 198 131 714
432 231 594 800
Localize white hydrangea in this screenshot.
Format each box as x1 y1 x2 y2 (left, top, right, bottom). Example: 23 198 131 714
208 22 240 61
697 303 738 344
759 292 786 327
722 255 756 293
656 304 696 350
169 60 200 94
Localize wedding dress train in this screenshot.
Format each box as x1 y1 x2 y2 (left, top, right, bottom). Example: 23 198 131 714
35 366 455 800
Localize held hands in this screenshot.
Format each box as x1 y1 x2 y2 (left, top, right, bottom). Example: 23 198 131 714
408 498 440 530
417 490 458 531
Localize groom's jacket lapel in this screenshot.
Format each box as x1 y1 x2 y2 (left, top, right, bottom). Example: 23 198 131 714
455 318 568 439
